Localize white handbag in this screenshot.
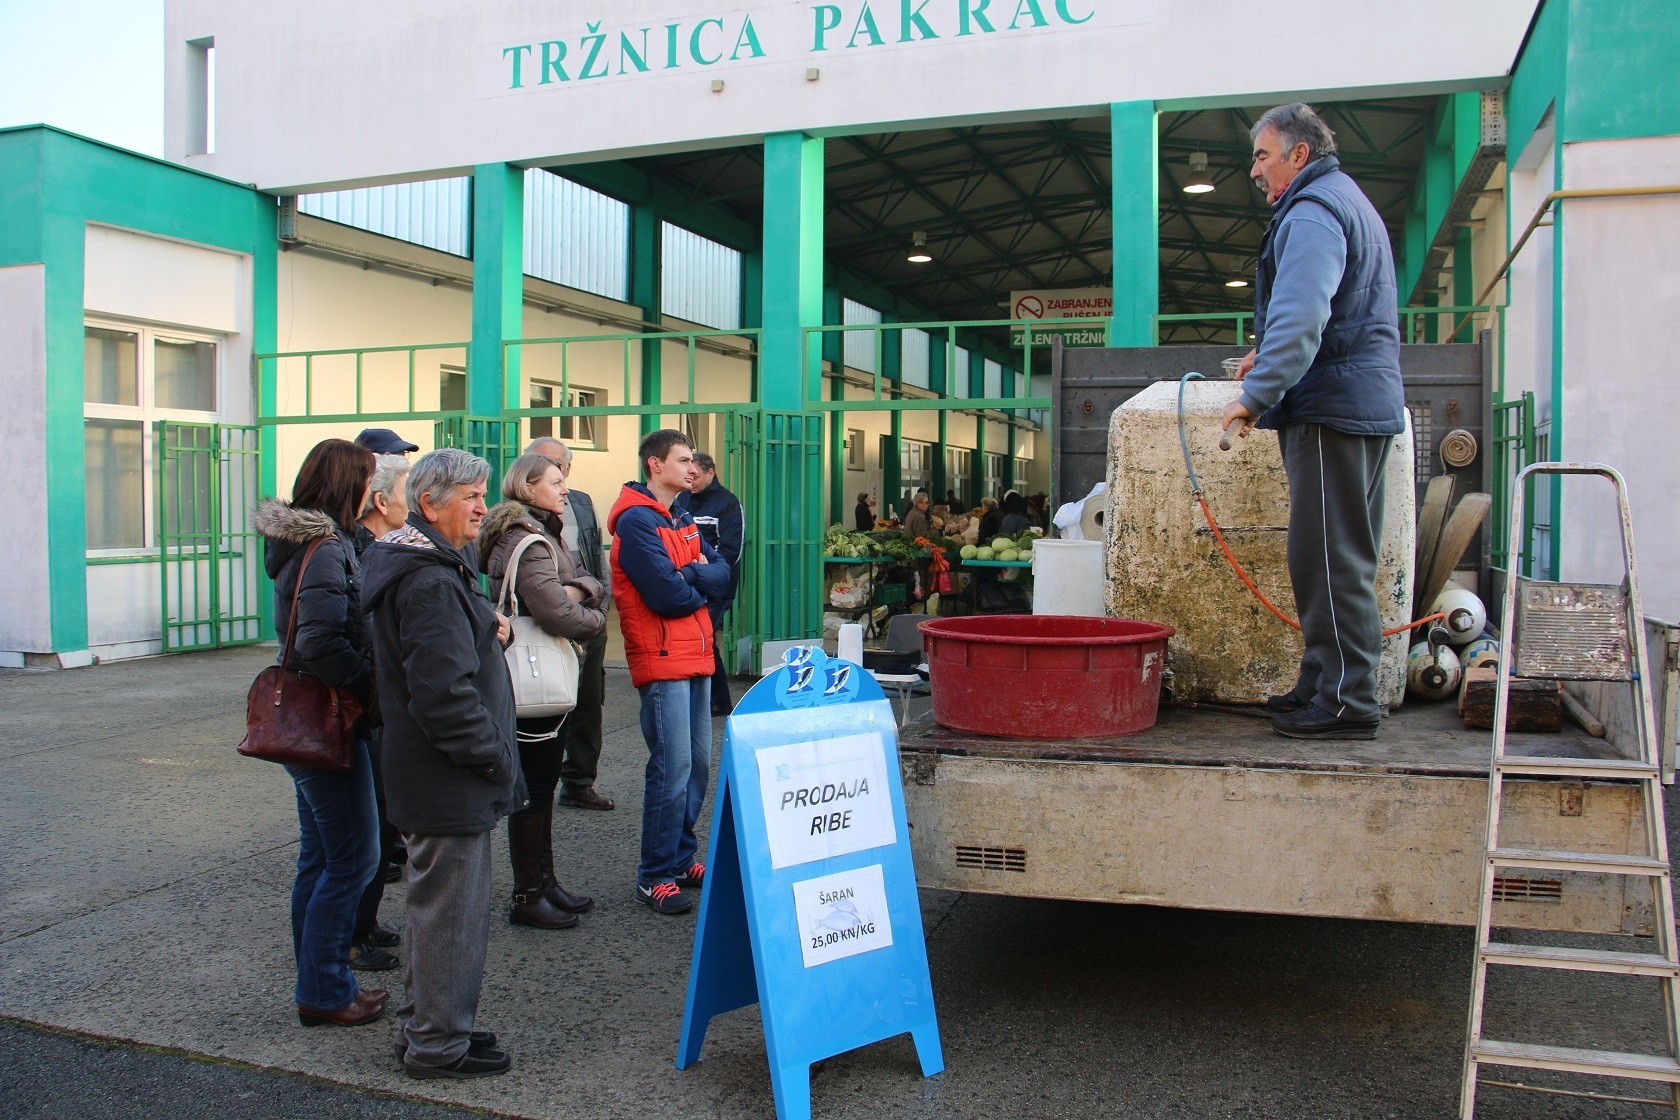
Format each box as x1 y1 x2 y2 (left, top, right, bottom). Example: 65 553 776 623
499 531 582 722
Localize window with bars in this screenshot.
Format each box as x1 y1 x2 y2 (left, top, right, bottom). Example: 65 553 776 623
83 321 220 553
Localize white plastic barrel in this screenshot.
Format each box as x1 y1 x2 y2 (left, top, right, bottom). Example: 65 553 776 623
1032 539 1105 616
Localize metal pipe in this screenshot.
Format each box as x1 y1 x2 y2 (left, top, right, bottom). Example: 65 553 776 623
1455 184 1680 338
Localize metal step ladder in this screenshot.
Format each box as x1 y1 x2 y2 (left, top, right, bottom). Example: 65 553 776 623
1461 462 1680 1116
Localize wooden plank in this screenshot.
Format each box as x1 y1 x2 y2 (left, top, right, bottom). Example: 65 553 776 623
1420 492 1491 610
1460 664 1562 732
1414 474 1456 616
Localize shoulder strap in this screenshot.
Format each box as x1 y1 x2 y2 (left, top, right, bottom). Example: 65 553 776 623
499 530 557 617
281 535 332 667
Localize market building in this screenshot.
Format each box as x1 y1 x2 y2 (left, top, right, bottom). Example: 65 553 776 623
1 0 1676 667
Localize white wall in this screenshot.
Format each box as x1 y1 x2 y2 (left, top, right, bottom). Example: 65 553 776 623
81 225 258 658
0 265 51 658
1557 135 1680 621
165 0 1539 192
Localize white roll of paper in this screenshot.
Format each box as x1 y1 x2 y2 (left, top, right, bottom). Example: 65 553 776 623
838 622 865 666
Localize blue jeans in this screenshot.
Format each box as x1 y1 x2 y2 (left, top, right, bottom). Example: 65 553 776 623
637 676 712 886
283 739 379 1010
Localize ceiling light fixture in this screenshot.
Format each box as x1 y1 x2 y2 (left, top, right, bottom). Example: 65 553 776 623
1182 151 1215 195
907 230 933 264
1224 271 1249 289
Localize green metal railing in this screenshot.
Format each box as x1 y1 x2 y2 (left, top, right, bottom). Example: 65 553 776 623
801 319 1065 412
506 328 761 419
1153 305 1496 346
156 421 263 652
1489 391 1535 572
257 340 472 425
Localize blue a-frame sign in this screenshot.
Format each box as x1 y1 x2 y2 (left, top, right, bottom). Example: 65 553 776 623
677 647 943 1120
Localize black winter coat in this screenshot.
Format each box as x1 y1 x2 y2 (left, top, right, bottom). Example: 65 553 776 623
360 513 528 835
254 500 373 707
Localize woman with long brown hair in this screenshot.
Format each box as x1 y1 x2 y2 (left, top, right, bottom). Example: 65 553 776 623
253 438 385 1027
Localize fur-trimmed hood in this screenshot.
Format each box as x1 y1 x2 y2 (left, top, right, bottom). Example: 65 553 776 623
253 498 335 543
255 498 342 581
478 500 545 567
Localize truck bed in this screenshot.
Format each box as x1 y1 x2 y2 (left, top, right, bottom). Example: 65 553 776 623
901 700 1617 777
896 703 1653 932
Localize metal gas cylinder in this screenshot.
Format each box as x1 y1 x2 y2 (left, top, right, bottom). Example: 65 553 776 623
1408 640 1463 701
1431 587 1488 648
1460 636 1501 671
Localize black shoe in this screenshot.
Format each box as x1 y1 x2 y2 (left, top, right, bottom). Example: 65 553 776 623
636 881 694 915
404 1044 513 1079
381 863 402 884
361 923 400 948
394 1030 497 1067
1264 693 1310 715
1270 703 1379 740
348 943 400 971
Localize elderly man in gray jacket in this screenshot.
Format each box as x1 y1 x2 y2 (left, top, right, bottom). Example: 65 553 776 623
362 448 526 1079
1220 103 1406 742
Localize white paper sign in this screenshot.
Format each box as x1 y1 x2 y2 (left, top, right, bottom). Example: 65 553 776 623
792 864 894 969
755 732 896 870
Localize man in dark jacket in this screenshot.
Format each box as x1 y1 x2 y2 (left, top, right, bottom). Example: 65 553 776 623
673 452 744 715
608 430 730 916
527 436 614 811
1220 102 1406 741
361 448 525 1080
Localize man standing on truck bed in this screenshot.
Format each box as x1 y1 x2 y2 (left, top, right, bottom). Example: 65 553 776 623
1221 102 1406 741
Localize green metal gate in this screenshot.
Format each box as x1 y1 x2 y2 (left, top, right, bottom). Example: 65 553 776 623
156 421 264 652
434 413 521 491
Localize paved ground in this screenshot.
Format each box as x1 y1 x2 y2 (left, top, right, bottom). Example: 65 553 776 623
1 646 1676 1119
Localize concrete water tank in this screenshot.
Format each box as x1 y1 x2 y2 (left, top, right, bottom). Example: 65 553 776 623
1103 379 1415 709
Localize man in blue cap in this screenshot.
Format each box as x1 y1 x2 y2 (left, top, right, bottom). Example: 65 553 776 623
356 428 420 456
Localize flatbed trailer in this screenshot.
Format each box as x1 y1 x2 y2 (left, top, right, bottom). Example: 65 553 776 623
898 701 1660 934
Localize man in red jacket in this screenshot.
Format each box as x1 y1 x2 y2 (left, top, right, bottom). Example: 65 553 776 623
608 429 731 914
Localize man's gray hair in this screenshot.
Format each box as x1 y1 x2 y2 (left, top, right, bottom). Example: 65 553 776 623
407 448 490 512
1252 102 1338 161
525 436 571 466
359 453 411 518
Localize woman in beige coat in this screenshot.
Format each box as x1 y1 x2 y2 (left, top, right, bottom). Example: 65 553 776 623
480 453 608 930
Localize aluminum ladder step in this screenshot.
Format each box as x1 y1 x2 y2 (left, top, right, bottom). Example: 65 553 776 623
1489 848 1671 876
1472 1039 1680 1082
1481 942 1680 977
1496 756 1659 780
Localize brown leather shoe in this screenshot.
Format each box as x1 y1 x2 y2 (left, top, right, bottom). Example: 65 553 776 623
298 988 387 1027
558 785 615 811
509 888 580 929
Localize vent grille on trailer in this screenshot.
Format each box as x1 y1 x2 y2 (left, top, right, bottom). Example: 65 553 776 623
1491 875 1563 903
955 845 1027 872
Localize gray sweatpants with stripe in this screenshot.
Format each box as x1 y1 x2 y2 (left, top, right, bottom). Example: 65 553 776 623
1278 422 1391 723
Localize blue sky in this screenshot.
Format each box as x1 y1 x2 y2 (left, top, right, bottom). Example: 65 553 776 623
0 0 164 154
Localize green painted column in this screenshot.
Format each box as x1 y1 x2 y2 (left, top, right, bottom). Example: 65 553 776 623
469 163 524 416
41 210 90 653
929 329 948 502
1003 357 1018 493
760 133 824 412
1108 101 1160 347
630 202 662 434
824 284 845 522
251 209 280 636
967 348 986 503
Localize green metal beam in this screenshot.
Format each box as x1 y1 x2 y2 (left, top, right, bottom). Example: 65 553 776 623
469 163 524 415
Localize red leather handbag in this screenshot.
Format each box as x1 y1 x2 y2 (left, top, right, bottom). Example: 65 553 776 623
237 536 362 772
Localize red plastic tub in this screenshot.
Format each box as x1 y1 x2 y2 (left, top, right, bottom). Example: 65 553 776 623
917 615 1175 739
